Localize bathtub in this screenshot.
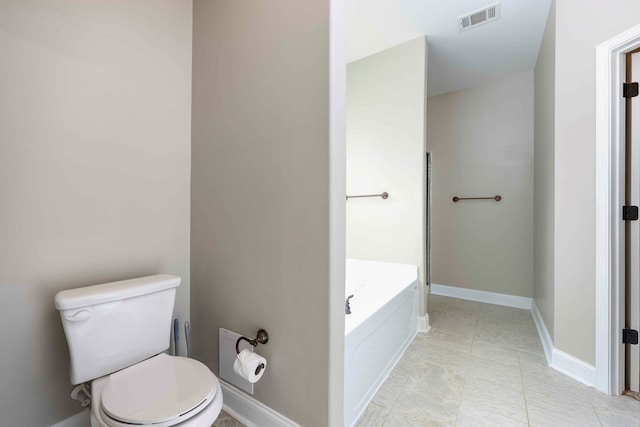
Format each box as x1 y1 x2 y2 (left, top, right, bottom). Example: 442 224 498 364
344 259 419 427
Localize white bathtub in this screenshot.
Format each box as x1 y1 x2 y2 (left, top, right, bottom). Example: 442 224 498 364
344 259 419 427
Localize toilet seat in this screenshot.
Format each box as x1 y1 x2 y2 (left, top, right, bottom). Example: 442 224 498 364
99 353 217 427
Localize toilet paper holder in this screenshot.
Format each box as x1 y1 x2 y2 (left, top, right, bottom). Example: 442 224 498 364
235 329 269 355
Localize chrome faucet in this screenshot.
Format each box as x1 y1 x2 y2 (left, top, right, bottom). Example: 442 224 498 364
345 294 354 315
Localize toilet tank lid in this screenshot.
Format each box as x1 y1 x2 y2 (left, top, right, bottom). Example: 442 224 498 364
55 274 181 311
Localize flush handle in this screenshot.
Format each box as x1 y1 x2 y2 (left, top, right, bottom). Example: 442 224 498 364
64 310 91 322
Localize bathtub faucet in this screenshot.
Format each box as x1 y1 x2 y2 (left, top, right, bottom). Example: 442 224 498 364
345 294 354 315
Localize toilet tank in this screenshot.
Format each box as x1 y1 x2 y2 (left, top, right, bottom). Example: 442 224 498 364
55 274 181 385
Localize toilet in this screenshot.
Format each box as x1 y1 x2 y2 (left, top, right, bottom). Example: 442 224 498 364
55 274 222 427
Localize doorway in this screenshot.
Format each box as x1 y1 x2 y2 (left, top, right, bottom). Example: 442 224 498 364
595 24 640 396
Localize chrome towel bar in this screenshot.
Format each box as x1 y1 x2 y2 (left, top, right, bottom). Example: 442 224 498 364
346 192 389 200
452 195 502 202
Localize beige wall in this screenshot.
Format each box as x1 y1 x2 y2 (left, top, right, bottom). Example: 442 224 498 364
428 72 534 298
346 37 427 314
0 1 193 425
551 0 640 365
533 0 556 338
190 1 337 426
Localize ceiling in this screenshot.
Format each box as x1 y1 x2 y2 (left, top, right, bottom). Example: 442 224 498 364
347 0 552 97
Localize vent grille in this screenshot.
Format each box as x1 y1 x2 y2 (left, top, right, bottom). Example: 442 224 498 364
458 3 501 31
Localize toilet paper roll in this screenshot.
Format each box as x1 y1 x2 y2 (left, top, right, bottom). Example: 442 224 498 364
233 349 267 383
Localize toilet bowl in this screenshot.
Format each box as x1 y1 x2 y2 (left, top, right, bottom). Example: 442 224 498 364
54 275 222 427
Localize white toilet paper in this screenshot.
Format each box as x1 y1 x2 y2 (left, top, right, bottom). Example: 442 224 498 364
233 349 267 383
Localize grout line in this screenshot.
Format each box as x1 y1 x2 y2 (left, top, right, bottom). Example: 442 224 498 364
513 307 533 427
587 393 605 427
518 351 532 426
455 335 472 425
454 308 480 426
454 373 468 426
591 406 605 427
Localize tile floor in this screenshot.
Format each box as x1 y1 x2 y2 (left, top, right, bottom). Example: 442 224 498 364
212 410 243 427
356 294 640 427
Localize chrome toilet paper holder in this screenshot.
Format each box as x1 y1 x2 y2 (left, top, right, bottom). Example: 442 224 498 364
235 329 269 354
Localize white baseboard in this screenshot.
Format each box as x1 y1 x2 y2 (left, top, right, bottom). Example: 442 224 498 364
550 348 597 387
417 314 431 333
531 301 596 387
50 410 90 427
531 301 553 363
430 283 532 310
220 380 299 427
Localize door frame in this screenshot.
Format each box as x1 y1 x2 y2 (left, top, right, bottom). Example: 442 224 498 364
595 24 640 395
425 151 432 290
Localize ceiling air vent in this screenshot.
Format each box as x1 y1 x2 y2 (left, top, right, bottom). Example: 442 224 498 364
458 3 501 32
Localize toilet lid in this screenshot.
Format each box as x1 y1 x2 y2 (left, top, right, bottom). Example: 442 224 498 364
101 353 216 425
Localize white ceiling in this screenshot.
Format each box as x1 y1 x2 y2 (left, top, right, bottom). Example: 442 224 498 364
347 0 552 97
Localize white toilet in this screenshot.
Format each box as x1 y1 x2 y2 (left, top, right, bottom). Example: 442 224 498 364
55 274 222 427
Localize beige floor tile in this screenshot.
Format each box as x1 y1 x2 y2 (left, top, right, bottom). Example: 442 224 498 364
597 409 640 427
424 329 474 354
465 355 523 394
406 343 471 375
512 309 535 321
457 401 529 427
447 308 481 323
513 328 540 342
587 388 640 411
391 389 460 426
384 410 456 427
406 360 466 397
587 390 640 427
522 365 593 410
356 295 640 427
387 359 415 382
431 317 478 338
439 296 481 309
510 334 542 354
461 375 528 422
512 319 539 336
517 350 548 373
473 326 514 346
526 398 601 427
470 340 521 366
478 304 522 320
212 411 243 427
372 373 410 409
430 295 480 313
475 320 514 335
355 402 390 427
